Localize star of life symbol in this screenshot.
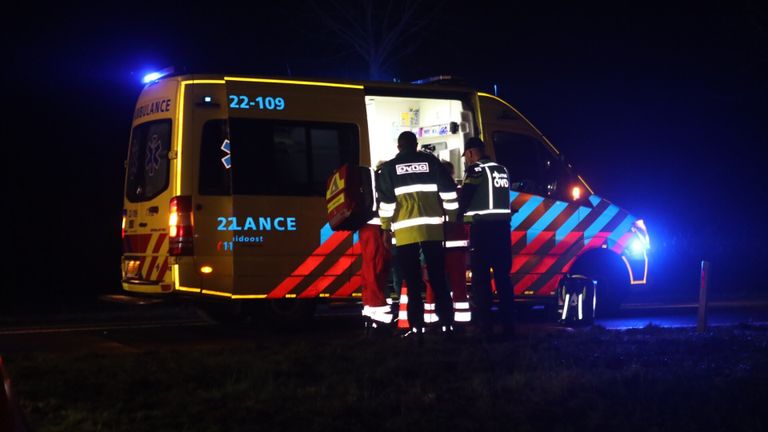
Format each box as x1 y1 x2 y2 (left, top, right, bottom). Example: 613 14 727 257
145 133 162 177
221 139 231 169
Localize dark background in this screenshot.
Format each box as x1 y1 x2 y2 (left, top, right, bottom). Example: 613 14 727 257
5 1 767 307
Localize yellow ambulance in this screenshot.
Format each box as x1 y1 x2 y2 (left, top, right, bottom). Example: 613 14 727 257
121 72 649 322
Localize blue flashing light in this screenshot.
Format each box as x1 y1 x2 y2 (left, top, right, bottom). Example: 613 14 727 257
141 66 174 84
142 72 163 83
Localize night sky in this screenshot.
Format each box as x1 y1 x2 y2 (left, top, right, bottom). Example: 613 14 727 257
6 1 767 304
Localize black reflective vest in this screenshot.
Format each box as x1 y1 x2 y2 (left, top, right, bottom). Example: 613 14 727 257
459 158 512 222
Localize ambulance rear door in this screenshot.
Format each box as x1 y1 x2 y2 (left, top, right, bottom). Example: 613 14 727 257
122 80 177 293
181 80 233 295
223 78 369 299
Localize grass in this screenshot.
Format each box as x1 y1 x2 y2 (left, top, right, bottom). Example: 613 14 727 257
4 323 768 432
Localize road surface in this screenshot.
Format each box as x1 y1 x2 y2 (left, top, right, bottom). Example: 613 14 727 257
1 295 767 354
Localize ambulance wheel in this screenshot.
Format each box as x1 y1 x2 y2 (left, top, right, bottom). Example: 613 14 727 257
195 300 250 325
259 299 317 329
569 252 628 318
581 280 596 325
591 269 627 318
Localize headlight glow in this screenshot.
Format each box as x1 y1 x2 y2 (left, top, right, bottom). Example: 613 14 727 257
628 219 650 257
630 237 646 255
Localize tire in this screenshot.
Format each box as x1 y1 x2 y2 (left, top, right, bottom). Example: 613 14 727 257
257 299 317 330
569 253 629 319
195 300 250 325
590 269 627 318
581 280 596 325
196 299 317 328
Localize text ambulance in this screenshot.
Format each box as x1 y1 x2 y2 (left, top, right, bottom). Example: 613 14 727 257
121 73 649 322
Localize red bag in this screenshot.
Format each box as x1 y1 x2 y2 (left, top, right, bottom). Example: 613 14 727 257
326 164 375 231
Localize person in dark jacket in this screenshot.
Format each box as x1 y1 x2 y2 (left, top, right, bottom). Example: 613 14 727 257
458 137 514 339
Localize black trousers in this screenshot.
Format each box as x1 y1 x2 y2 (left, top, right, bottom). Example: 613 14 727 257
396 240 453 328
470 220 514 327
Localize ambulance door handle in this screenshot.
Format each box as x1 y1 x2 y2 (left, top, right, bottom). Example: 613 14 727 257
147 206 159 214
138 222 148 227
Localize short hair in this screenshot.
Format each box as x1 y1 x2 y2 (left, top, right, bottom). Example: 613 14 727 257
464 137 485 153
397 131 418 150
441 160 455 177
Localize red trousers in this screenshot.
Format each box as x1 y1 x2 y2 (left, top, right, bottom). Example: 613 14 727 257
359 223 391 308
445 247 468 301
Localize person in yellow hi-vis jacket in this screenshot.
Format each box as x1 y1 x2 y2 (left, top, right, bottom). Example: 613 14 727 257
377 131 458 344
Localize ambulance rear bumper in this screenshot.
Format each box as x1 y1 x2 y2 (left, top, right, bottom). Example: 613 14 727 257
122 279 174 294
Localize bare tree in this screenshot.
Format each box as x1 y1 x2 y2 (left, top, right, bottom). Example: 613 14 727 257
310 0 436 80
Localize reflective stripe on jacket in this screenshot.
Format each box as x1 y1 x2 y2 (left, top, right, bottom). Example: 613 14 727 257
377 150 457 245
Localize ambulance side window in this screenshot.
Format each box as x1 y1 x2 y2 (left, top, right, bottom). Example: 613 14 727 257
493 131 569 199
228 119 359 196
310 129 346 187
126 119 172 202
199 120 232 195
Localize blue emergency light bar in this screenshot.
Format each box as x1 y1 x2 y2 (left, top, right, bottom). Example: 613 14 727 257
142 67 175 84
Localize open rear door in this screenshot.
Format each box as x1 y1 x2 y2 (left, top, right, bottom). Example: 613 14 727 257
224 78 369 299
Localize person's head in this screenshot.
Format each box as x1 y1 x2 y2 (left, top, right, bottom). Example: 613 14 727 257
397 131 418 152
441 160 455 178
463 137 486 165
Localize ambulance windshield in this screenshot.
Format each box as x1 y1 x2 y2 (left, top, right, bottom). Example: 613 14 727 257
493 131 575 200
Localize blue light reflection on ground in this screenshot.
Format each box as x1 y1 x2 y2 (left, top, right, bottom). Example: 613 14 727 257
597 306 768 330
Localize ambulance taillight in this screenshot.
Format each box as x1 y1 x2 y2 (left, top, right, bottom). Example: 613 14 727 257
121 209 126 239
169 196 193 256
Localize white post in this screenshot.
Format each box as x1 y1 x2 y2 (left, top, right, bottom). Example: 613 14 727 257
697 261 710 333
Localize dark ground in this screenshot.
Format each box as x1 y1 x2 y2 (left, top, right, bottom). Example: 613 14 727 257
2 296 768 432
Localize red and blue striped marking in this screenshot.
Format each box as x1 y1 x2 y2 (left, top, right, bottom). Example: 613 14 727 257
265 191 643 299
509 191 640 296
